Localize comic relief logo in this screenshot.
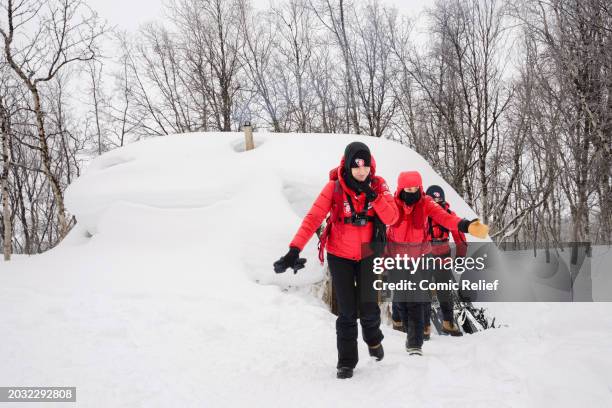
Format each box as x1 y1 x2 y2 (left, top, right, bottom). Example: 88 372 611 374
344 201 351 214
354 158 365 167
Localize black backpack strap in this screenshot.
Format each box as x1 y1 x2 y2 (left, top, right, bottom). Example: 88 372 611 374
331 180 342 222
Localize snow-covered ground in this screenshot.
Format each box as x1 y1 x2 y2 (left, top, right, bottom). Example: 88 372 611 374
1 132 611 407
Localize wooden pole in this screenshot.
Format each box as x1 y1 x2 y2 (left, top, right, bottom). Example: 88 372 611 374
243 121 254 151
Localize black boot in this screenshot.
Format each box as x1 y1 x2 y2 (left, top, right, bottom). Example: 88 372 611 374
423 325 431 341
392 319 406 333
368 344 384 361
337 367 354 379
406 347 423 356
405 339 423 355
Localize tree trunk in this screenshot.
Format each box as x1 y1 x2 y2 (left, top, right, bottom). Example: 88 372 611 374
339 0 359 134
32 88 68 239
0 101 11 261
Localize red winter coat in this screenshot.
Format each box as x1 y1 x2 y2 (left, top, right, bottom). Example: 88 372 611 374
289 155 398 261
428 201 467 257
387 171 463 258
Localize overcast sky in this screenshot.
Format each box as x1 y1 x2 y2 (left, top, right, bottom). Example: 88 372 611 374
87 0 432 32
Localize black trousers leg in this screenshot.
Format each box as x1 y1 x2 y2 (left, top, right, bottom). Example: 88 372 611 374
424 302 432 327
357 256 384 347
432 253 455 322
394 262 429 348
439 301 454 322
391 302 402 322
399 301 425 348
328 254 359 369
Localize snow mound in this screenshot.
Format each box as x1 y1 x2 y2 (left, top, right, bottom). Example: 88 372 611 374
64 132 480 286
1 132 610 407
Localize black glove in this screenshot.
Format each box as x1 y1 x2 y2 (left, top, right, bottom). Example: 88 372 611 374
458 218 478 233
360 182 377 201
273 247 307 274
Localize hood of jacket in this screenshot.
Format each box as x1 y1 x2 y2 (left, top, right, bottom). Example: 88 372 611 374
395 171 424 198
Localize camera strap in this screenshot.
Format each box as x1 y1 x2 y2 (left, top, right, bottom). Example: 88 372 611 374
343 191 374 224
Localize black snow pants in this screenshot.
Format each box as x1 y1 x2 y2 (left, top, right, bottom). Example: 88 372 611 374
424 251 456 325
327 253 383 369
392 255 433 349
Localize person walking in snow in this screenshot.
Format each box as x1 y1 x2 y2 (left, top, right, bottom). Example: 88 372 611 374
273 141 398 379
387 171 488 356
423 185 468 338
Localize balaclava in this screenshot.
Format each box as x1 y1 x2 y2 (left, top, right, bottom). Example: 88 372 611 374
343 142 372 193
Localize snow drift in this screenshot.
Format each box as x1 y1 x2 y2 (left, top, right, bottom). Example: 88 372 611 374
1 132 610 407
64 132 483 287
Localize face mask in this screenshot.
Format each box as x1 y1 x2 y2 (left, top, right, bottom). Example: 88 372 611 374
400 189 421 205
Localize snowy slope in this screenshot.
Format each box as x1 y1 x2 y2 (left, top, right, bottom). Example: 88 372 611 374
0 132 611 408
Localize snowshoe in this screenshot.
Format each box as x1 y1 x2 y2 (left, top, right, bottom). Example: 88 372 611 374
453 291 497 334
429 298 445 335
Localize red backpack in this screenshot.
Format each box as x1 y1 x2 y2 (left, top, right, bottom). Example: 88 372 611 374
317 181 344 264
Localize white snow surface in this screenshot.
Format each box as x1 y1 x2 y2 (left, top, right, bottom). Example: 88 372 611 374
1 132 611 407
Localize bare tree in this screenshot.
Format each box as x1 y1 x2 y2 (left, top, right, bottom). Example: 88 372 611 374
350 0 398 137
311 0 361 133
239 5 287 132
272 0 315 132
0 92 11 260
515 0 611 243
170 0 245 131
86 60 106 155
307 34 344 133
108 34 140 147
0 0 105 240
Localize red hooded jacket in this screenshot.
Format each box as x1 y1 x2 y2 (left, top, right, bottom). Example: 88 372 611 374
289 155 398 261
387 171 463 257
428 201 467 257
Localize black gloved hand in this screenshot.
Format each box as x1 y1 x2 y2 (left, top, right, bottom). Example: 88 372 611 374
273 247 307 274
458 218 478 233
360 182 377 201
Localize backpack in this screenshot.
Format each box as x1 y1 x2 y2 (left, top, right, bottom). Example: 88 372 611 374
317 181 344 264
428 213 451 242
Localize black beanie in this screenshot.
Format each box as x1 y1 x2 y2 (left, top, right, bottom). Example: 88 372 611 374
344 141 371 170
426 185 445 202
350 150 371 168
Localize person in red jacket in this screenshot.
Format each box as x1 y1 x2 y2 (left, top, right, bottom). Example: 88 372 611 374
273 141 398 379
424 185 468 338
387 171 488 355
